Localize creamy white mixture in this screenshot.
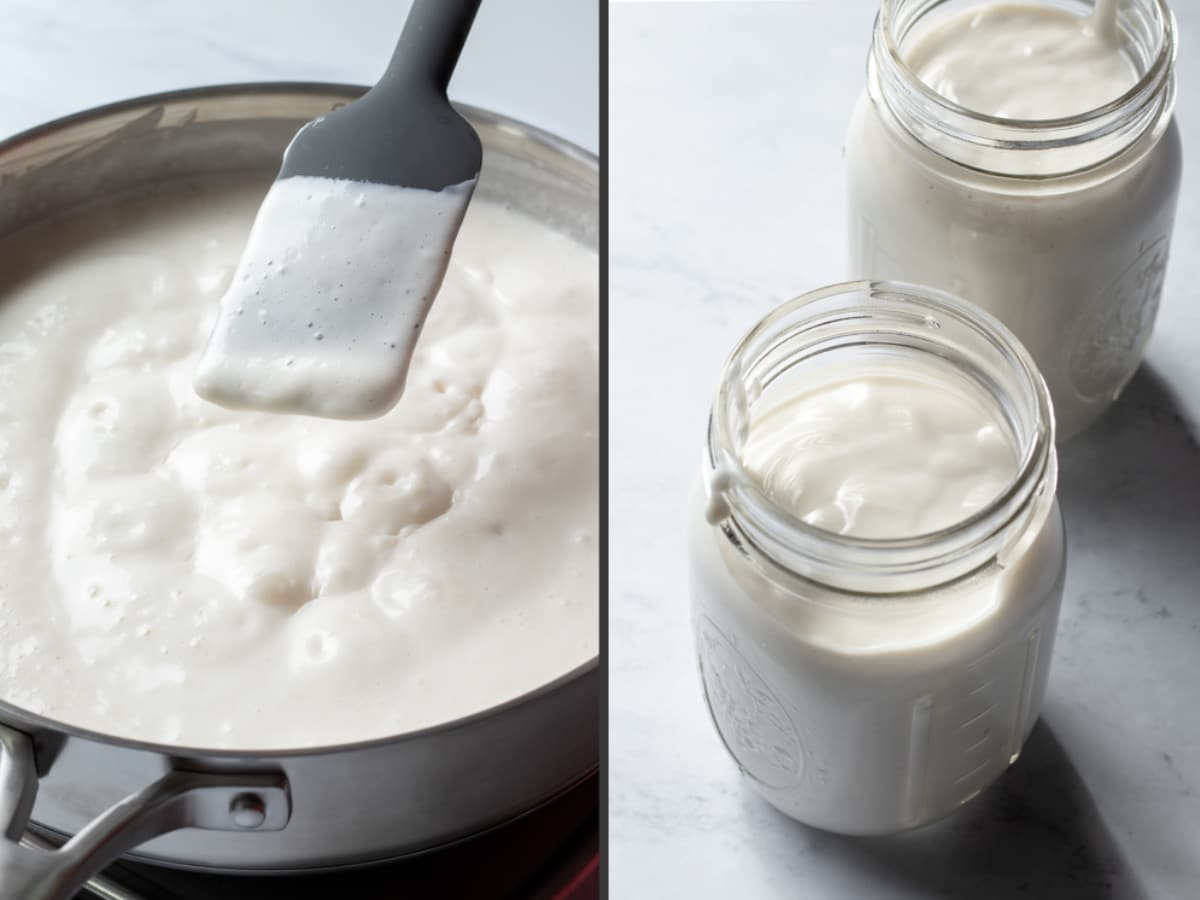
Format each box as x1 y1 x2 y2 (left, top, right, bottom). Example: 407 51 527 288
195 176 473 419
690 364 1064 834
742 375 1016 538
908 3 1135 119
0 176 597 749
848 0 1180 439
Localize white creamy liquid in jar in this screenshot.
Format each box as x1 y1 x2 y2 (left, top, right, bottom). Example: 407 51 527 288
907 4 1136 121
846 0 1182 439
690 362 1065 834
742 375 1017 538
194 176 473 420
0 175 598 749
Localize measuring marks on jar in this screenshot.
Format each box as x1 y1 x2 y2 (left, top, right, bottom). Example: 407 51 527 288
903 627 1046 826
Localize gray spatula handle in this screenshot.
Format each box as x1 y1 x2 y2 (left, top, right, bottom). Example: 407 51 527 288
385 0 483 94
277 0 484 187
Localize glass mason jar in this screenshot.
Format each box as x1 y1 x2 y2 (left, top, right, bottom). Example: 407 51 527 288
688 282 1066 835
846 0 1181 440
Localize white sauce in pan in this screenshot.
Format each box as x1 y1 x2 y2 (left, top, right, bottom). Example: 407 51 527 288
0 175 598 749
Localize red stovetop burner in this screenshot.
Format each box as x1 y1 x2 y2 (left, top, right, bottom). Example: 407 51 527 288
75 774 598 900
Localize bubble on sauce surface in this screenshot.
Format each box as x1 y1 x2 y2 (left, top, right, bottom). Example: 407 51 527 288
291 628 339 668
389 371 480 432
56 375 177 484
371 571 441 625
339 456 454 534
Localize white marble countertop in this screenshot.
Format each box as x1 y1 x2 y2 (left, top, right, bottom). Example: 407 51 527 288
611 2 1200 898
0 0 597 154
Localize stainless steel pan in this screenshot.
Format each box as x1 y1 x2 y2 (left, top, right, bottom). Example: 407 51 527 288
0 84 598 900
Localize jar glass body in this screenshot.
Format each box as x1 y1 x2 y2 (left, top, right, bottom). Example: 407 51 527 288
689 490 1064 835
687 282 1067 835
846 0 1181 440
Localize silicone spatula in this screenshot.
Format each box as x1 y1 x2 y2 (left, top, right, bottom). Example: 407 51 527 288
193 0 483 420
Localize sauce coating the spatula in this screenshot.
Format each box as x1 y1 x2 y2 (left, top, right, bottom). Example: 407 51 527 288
195 175 474 419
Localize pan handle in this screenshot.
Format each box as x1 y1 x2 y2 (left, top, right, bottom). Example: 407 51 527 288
0 723 290 900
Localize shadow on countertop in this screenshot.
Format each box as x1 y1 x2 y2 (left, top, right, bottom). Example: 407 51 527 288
744 721 1149 899
1056 365 1200 608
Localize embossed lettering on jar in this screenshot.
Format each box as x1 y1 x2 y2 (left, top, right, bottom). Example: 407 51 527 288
688 282 1066 835
846 0 1181 439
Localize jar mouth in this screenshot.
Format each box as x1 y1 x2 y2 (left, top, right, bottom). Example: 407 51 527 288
707 281 1056 593
872 0 1177 177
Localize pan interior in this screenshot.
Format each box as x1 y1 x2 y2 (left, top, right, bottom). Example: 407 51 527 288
0 86 600 753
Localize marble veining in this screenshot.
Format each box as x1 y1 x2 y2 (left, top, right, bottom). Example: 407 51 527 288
611 2 1200 898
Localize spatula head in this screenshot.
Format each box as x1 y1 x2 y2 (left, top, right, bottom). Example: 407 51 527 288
279 89 482 191
193 173 474 419
278 0 483 189
194 0 484 419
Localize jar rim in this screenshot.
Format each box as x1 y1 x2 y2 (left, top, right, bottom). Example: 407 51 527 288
706 281 1057 593
872 0 1178 176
